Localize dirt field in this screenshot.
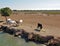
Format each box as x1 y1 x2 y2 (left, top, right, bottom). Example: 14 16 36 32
0 12 60 37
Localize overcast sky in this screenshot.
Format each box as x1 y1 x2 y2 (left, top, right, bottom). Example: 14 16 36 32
0 0 60 10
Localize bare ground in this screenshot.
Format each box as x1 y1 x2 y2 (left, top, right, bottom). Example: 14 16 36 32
0 13 60 37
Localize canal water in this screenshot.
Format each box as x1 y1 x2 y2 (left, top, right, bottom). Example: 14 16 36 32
0 31 45 46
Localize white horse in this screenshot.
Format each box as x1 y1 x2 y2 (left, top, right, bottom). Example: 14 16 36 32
7 19 16 24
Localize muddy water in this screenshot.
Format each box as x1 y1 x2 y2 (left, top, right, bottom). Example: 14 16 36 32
0 31 45 46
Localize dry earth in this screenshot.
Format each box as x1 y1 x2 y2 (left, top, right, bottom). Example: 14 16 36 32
0 13 60 37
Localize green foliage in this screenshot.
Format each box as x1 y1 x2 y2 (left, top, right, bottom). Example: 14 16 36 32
0 7 12 16
13 10 60 14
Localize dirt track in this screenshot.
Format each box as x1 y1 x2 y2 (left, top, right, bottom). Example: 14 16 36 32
0 13 60 37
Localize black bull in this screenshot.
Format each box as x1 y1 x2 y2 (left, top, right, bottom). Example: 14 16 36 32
37 23 42 30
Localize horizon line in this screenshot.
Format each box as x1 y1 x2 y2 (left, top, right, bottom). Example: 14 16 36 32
1 7 60 10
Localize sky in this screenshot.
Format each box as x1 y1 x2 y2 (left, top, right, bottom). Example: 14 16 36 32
0 0 60 10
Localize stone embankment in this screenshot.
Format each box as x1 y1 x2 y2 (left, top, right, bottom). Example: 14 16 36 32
0 25 60 46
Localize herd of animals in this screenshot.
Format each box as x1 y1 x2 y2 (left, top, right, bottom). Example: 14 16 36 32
0 24 60 46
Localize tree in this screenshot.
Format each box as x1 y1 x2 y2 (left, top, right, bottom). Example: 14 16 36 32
0 7 12 23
